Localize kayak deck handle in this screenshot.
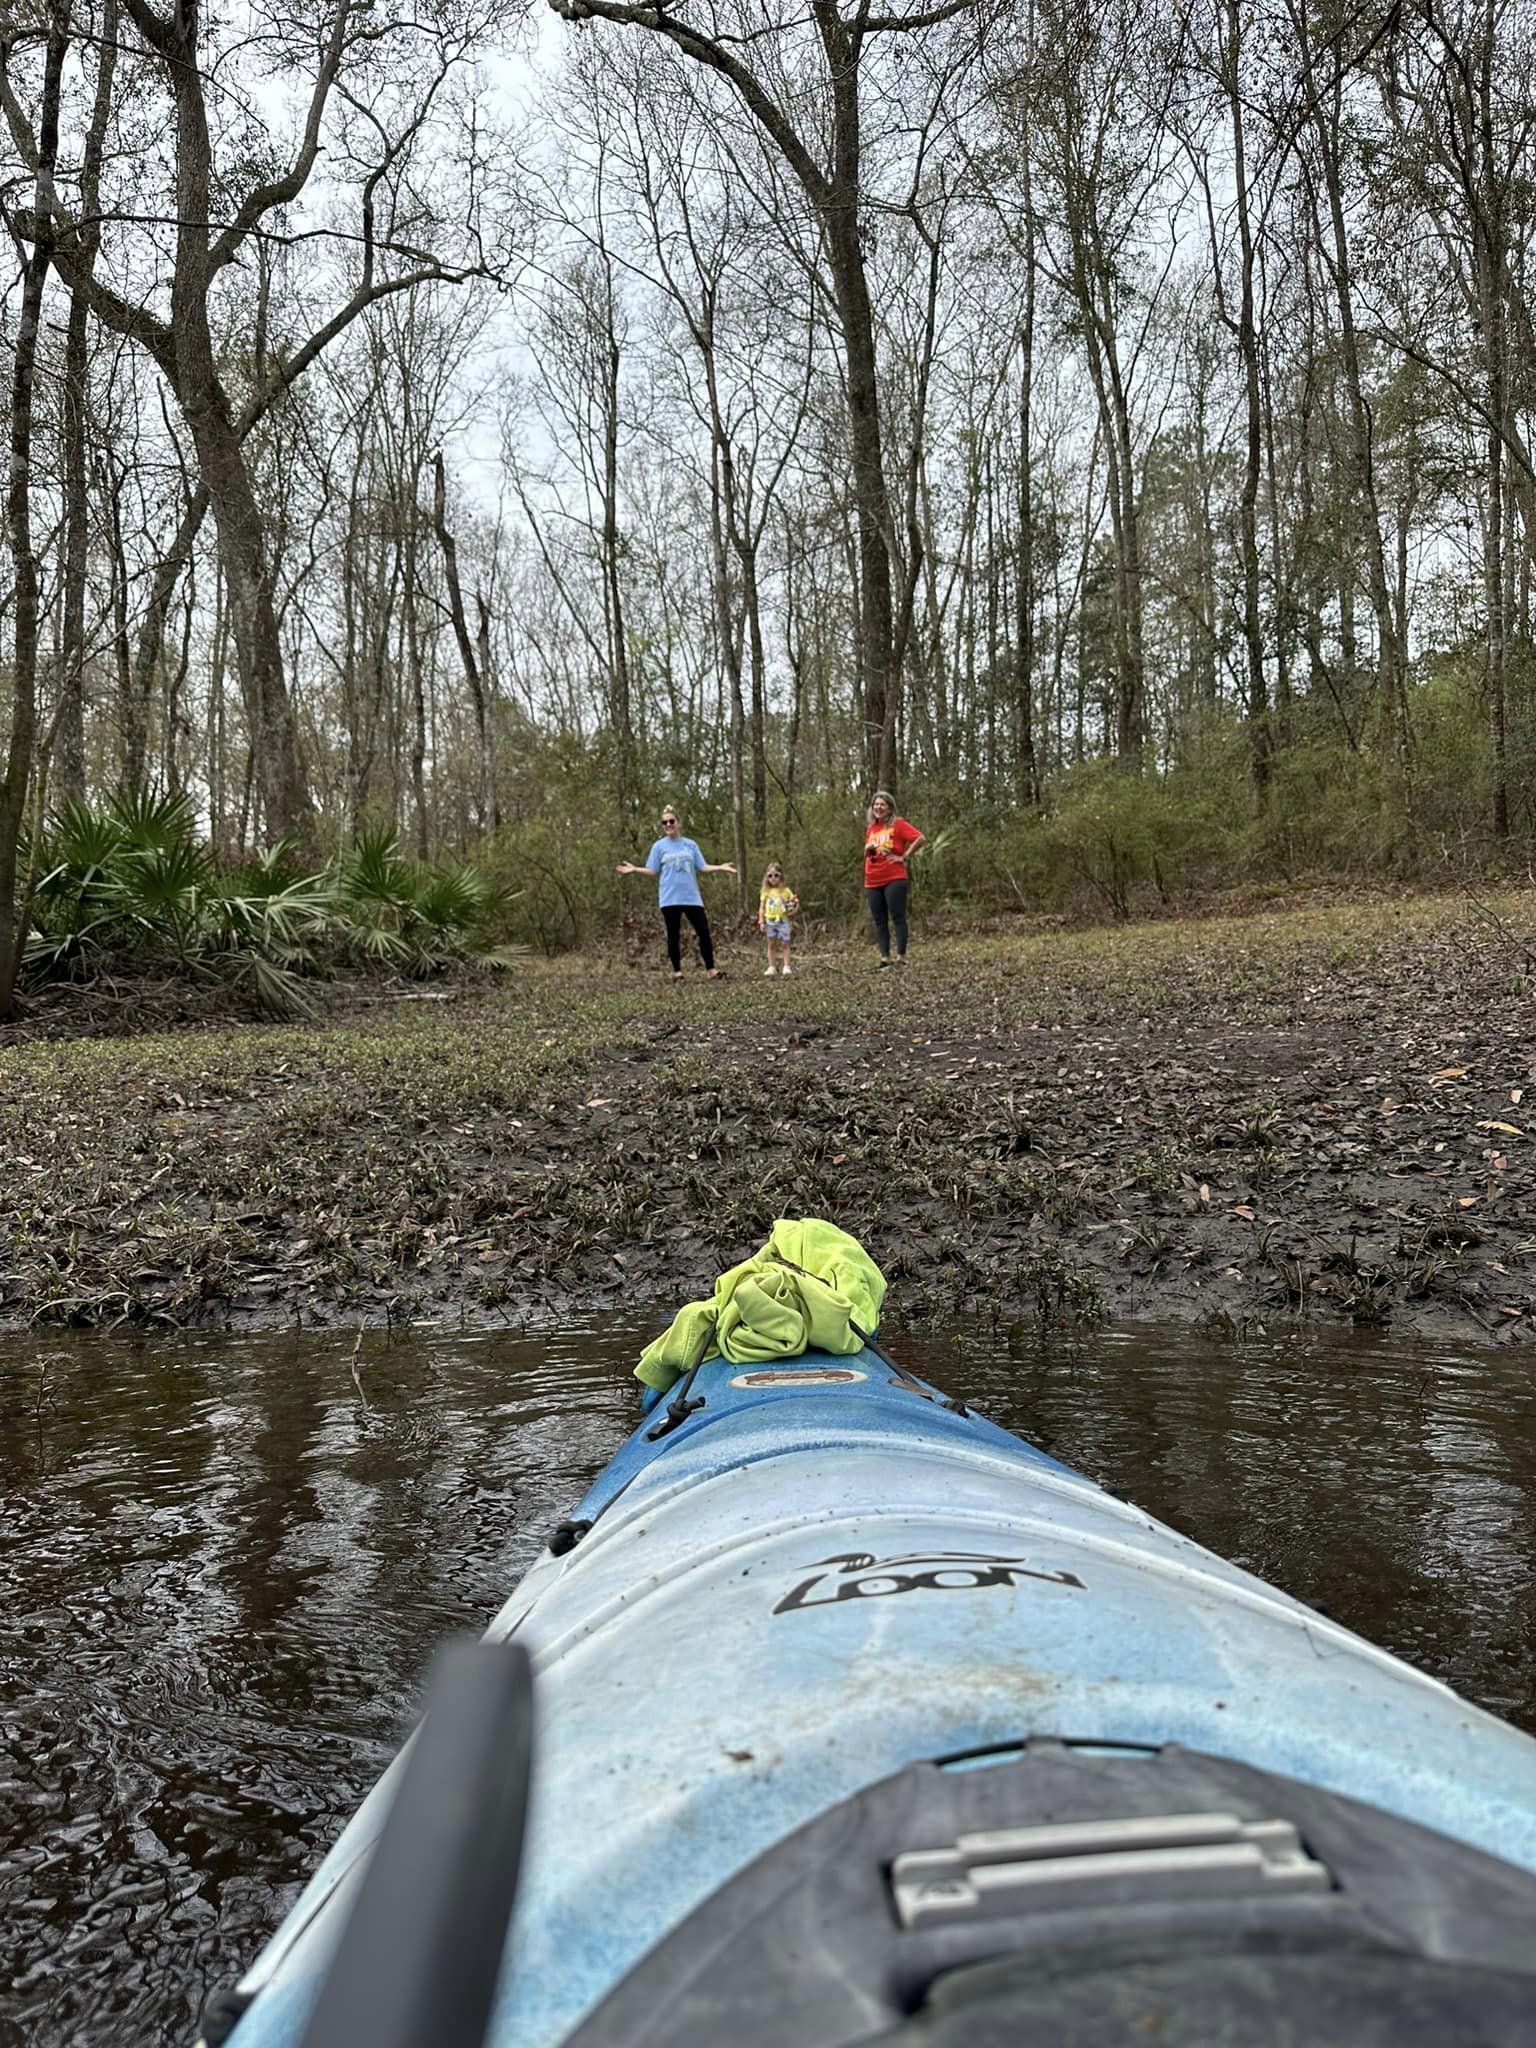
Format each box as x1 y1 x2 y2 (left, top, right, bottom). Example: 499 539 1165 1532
892 1811 1330 1929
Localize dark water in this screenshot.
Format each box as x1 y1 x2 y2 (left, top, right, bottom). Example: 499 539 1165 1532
4 1317 1536 2046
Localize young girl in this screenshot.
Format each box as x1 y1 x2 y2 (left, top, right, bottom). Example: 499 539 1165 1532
757 862 799 976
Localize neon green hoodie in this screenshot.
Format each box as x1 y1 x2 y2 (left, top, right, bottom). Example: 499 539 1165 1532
635 1219 886 1391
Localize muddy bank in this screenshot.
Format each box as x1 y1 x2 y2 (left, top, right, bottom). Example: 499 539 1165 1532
3 896 1535 1343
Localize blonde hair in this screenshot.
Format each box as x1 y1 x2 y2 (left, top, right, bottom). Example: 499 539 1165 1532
659 804 681 825
866 790 897 826
761 859 787 887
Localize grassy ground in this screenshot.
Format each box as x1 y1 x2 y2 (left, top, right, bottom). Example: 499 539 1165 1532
4 891 1536 1341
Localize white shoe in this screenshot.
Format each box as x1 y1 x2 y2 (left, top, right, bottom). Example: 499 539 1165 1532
764 966 776 976
780 965 792 975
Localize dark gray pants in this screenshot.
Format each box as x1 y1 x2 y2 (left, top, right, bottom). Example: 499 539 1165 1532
865 879 909 958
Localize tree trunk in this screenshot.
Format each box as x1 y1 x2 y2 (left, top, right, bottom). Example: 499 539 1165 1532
816 8 899 787
402 509 429 859
53 0 117 800
0 7 65 1017
742 545 768 836
56 287 91 799
103 464 145 787
1260 310 1294 745
600 328 636 824
1014 193 1039 806
1486 399 1510 838
1061 171 1144 762
1296 11 1407 770
474 591 500 836
1474 4 1510 837
432 450 498 836
708 444 750 908
1226 0 1271 799
115 0 316 844
165 32 311 837
184 388 312 841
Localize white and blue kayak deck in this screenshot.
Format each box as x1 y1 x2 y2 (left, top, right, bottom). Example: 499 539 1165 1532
228 1349 1536 2048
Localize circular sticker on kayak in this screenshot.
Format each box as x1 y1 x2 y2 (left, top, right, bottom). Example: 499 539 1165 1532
730 1367 868 1387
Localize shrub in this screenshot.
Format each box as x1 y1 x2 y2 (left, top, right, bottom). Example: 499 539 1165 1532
22 801 517 1014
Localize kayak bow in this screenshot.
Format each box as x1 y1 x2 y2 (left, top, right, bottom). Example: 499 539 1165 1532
214 1348 1536 2048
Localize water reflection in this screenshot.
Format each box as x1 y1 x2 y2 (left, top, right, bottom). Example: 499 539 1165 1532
2 1317 1534 2046
944 1325 1536 1725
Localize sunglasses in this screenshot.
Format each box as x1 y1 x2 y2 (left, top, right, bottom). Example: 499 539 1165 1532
661 818 679 827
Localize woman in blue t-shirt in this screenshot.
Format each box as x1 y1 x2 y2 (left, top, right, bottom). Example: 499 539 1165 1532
616 806 737 980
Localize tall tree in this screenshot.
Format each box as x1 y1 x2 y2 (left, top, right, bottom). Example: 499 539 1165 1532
547 0 986 785
1 0 504 842
0 0 65 1016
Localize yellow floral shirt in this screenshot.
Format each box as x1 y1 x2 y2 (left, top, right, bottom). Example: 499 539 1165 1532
759 886 798 923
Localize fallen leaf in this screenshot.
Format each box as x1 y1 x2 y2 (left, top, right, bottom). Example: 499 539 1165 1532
1511 1088 1524 1105
1232 1205 1255 1221
1478 1120 1523 1136
1433 1066 1468 1080
1458 1195 1480 1209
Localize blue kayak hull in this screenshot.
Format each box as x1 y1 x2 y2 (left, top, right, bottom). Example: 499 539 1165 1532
224 1352 1536 2048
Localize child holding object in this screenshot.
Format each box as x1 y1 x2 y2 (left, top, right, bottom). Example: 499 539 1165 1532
757 862 800 976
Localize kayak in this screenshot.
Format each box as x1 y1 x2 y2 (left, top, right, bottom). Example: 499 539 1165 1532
211 1346 1536 2048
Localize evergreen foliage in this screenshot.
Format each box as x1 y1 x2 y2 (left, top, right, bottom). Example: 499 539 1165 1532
22 799 517 1014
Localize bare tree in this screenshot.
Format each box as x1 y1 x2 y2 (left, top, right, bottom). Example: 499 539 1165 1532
1 0 507 842
434 449 500 836
0 0 64 1015
547 0 988 785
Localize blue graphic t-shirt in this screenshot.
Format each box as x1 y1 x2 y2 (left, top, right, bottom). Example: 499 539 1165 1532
647 837 708 907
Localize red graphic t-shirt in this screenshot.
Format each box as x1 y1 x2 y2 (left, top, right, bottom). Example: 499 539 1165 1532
864 816 920 888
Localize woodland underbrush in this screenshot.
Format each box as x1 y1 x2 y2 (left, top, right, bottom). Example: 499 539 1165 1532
486 708 1536 956
15 792 517 1022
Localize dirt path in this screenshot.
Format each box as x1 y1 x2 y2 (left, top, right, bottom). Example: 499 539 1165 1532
3 895 1534 1342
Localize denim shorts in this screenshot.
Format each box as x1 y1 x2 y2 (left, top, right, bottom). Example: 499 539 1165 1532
763 919 792 941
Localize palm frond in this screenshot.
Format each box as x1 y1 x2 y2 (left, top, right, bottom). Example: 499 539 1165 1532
414 863 491 934
105 787 199 852
39 799 126 886
222 950 322 1019
341 827 412 911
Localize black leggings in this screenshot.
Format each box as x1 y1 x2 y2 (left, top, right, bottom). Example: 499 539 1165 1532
662 903 715 971
865 878 910 958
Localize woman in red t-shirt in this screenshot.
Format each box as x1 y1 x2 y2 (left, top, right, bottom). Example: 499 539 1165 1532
863 790 924 969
